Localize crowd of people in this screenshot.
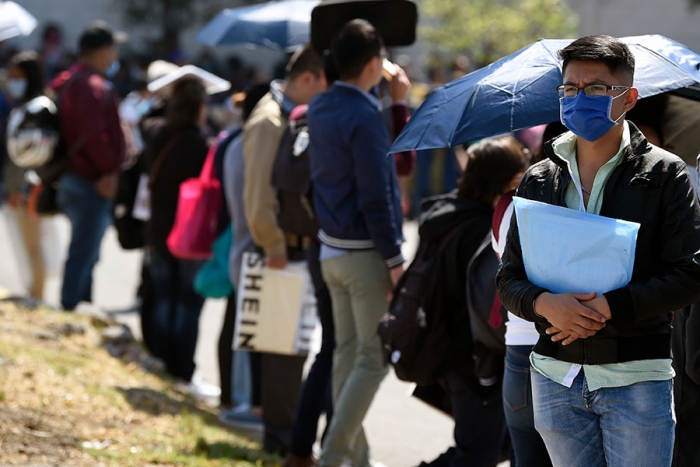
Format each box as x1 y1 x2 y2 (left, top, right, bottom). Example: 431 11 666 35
2 14 700 467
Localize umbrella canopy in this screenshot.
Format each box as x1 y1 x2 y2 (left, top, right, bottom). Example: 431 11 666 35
197 0 321 51
148 65 231 96
390 35 700 154
0 1 37 42
662 94 700 165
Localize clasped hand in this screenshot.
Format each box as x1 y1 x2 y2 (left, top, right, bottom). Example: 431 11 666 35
534 292 611 346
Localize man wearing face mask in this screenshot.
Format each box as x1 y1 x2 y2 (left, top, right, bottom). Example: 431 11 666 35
50 21 126 311
497 35 700 467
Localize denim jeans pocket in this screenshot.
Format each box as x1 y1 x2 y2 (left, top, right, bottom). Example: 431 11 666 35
503 355 530 412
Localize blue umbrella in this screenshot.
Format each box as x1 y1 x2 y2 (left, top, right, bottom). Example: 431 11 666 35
197 0 321 51
391 35 700 153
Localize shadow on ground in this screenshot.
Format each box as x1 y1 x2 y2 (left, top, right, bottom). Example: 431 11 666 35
116 386 192 416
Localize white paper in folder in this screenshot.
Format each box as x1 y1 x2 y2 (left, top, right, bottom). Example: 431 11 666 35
512 197 640 295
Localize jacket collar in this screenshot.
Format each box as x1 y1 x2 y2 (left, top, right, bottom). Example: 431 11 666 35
333 81 382 111
270 79 297 115
544 120 650 168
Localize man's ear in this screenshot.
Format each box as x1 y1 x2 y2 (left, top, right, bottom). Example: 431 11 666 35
364 56 380 76
298 71 314 86
624 87 639 112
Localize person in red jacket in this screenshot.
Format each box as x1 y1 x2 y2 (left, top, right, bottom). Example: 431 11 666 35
51 21 126 310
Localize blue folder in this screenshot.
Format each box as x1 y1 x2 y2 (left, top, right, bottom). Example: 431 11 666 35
513 197 640 295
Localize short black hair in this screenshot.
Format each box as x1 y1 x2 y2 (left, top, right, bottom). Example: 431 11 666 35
330 19 383 81
558 35 635 85
286 44 324 81
243 83 271 122
324 51 340 85
79 20 124 56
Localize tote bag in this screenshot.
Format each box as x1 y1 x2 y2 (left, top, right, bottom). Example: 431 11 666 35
166 144 221 260
234 252 317 356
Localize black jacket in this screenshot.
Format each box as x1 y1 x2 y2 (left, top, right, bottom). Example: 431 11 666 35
672 303 700 467
418 193 493 385
143 118 208 258
496 122 700 365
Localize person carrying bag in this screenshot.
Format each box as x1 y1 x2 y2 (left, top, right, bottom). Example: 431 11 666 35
166 141 222 260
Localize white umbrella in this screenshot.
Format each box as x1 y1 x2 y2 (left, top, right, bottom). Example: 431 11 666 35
0 1 37 42
147 65 231 96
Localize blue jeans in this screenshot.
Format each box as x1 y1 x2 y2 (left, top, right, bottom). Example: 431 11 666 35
57 173 113 310
290 241 335 457
148 250 205 381
531 369 675 467
503 346 552 467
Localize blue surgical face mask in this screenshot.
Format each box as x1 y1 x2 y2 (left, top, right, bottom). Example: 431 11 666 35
136 97 154 116
559 90 629 142
6 78 27 100
106 60 121 79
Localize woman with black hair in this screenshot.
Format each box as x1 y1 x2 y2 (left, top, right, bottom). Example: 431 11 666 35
417 136 531 467
3 51 47 300
143 76 219 399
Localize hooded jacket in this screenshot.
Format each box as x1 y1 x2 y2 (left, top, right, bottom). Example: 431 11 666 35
497 122 700 365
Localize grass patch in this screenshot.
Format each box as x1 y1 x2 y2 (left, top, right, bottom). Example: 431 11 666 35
0 302 277 467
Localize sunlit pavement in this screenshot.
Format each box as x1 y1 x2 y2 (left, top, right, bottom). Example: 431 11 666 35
0 208 510 466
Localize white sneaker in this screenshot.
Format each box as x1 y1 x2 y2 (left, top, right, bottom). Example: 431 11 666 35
174 375 221 400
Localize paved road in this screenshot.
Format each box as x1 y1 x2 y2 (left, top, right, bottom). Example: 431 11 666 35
0 208 508 467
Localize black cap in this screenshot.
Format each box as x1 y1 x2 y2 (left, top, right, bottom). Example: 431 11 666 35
78 20 127 53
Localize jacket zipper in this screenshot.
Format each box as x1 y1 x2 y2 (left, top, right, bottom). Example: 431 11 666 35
550 148 635 365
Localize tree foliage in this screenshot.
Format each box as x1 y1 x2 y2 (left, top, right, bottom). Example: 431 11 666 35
422 0 578 67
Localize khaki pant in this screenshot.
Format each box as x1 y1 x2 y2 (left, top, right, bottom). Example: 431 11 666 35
320 250 391 467
11 206 45 299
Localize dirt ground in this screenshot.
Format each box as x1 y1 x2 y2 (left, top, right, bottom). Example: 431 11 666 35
0 301 274 467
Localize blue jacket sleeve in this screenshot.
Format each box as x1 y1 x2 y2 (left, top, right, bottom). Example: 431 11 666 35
351 111 404 268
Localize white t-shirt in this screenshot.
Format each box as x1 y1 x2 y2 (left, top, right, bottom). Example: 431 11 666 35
493 201 540 346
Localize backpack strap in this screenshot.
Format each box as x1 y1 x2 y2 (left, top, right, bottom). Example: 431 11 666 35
465 230 506 332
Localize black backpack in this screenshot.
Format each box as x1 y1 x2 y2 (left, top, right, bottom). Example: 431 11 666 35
35 70 97 185
33 71 110 214
270 106 318 238
378 227 507 386
466 233 507 386
377 227 459 385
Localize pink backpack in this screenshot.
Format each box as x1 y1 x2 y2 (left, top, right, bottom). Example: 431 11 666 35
166 143 221 260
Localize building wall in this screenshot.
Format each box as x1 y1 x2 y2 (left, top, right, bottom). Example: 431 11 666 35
14 0 146 53
10 0 258 61
567 0 700 51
